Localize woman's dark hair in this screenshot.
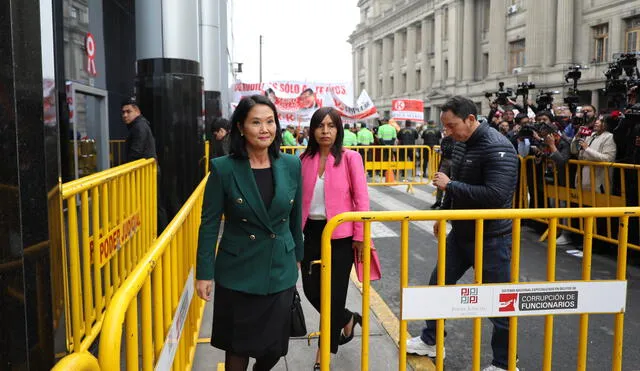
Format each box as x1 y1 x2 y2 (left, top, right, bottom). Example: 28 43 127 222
229 95 282 159
301 107 344 166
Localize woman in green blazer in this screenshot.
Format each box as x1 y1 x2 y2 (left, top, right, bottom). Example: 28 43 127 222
196 95 303 371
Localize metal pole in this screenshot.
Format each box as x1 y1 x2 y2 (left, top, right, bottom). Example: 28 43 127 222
259 35 263 83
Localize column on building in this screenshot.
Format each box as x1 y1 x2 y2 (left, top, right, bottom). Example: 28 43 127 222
462 0 475 82
488 0 506 76
555 0 574 65
366 38 375 95
525 2 543 70
421 18 431 90
352 48 359 95
542 0 557 68
610 16 622 59
592 90 600 111
382 36 392 96
433 8 443 85
372 40 381 97
447 1 461 84
406 24 417 92
393 29 402 95
136 0 204 217
201 0 229 119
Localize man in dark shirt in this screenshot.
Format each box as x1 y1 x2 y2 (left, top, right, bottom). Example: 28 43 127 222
398 121 419 177
421 120 441 177
406 96 519 371
122 97 157 162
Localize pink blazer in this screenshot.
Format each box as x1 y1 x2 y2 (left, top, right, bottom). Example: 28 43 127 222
301 149 370 241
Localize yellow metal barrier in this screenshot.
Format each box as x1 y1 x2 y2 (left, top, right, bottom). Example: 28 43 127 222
319 207 637 371
282 145 438 187
96 174 208 370
52 159 157 354
51 352 100 371
520 156 640 250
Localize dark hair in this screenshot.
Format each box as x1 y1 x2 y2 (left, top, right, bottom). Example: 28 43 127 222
405 120 413 127
344 123 351 129
212 117 231 131
300 107 344 166
515 113 528 124
535 111 553 122
228 95 282 159
301 88 314 95
440 96 477 120
121 96 139 108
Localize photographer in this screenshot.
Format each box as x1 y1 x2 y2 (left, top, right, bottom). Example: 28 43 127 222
571 116 617 192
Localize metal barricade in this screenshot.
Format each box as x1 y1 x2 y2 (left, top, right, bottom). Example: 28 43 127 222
281 145 438 188
52 159 157 353
95 174 208 370
519 156 640 250
318 207 637 371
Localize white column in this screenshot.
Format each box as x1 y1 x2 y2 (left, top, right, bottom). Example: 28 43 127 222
365 39 374 94
353 49 359 95
462 0 475 81
525 3 543 69
610 16 622 60
382 36 392 96
447 1 460 84
407 25 417 92
434 9 443 85
371 41 380 97
421 18 429 91
591 90 599 111
555 0 574 65
542 0 557 68
393 30 402 95
488 0 506 76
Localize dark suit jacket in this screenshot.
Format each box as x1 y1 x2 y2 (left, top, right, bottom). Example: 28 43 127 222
196 154 303 295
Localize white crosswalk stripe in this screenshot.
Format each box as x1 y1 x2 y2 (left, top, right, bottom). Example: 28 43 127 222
370 221 398 238
367 186 451 237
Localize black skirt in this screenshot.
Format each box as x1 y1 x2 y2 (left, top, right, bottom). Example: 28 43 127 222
211 283 294 358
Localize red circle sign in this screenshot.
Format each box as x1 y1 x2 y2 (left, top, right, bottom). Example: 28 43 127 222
86 33 95 57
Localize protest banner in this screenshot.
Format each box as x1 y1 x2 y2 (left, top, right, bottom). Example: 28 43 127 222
391 99 424 122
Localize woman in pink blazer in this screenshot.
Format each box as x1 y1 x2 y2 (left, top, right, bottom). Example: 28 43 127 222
299 107 370 370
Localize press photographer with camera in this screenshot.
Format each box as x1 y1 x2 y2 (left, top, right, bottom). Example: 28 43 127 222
570 115 616 192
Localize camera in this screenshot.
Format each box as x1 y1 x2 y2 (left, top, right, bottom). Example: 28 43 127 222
535 90 558 112
604 53 640 110
485 81 514 106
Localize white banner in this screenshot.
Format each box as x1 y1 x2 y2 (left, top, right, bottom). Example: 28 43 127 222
156 269 195 371
402 281 627 320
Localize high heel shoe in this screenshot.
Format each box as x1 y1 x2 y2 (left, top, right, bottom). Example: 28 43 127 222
339 312 362 345
313 362 320 370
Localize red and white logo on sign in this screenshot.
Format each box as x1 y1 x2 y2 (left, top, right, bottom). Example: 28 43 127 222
393 100 406 111
499 293 518 312
86 33 97 76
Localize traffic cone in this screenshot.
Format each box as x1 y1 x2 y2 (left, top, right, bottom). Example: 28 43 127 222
385 169 395 183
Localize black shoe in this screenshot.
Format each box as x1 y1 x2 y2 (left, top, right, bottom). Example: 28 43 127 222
430 203 441 210
313 362 320 370
339 312 362 345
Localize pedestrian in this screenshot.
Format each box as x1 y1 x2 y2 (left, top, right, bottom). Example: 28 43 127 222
342 123 358 147
356 123 374 177
420 120 441 177
406 96 519 371
430 131 454 209
398 120 418 177
195 95 304 371
122 97 156 162
211 117 231 158
121 97 168 231
299 107 370 370
283 124 298 146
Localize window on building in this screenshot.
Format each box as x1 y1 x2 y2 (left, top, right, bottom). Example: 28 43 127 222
443 7 449 41
509 39 526 70
402 72 407 93
444 60 449 81
593 24 609 63
625 17 640 52
390 76 394 92
416 24 422 53
70 6 78 19
482 53 489 79
416 69 422 91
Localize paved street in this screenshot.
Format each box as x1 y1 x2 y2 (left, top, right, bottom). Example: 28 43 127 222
367 184 640 371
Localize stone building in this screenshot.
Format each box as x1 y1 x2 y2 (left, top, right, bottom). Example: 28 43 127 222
349 0 640 120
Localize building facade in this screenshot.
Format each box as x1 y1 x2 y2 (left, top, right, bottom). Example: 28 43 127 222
349 0 640 120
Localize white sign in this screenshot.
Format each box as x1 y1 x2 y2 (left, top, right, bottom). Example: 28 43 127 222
402 281 627 320
156 269 195 371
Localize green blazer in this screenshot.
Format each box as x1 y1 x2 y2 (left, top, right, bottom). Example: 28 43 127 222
196 154 303 295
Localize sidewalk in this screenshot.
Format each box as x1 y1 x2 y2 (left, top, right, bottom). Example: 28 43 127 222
193 274 415 370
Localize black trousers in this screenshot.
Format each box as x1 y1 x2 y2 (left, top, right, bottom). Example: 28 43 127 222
301 219 354 354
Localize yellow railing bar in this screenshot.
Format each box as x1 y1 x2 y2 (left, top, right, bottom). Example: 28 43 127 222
318 207 638 370
576 216 594 371
51 352 100 371
398 219 409 371
61 159 153 198
509 218 521 371
98 174 209 370
361 221 372 371
472 219 484 371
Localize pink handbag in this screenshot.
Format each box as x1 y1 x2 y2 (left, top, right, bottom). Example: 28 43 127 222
354 246 382 282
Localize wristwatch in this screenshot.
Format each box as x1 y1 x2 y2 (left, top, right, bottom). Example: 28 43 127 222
446 180 452 190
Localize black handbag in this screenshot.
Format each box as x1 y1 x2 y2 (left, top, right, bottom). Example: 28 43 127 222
290 288 307 337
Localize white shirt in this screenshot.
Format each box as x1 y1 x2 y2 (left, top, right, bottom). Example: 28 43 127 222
308 175 326 220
